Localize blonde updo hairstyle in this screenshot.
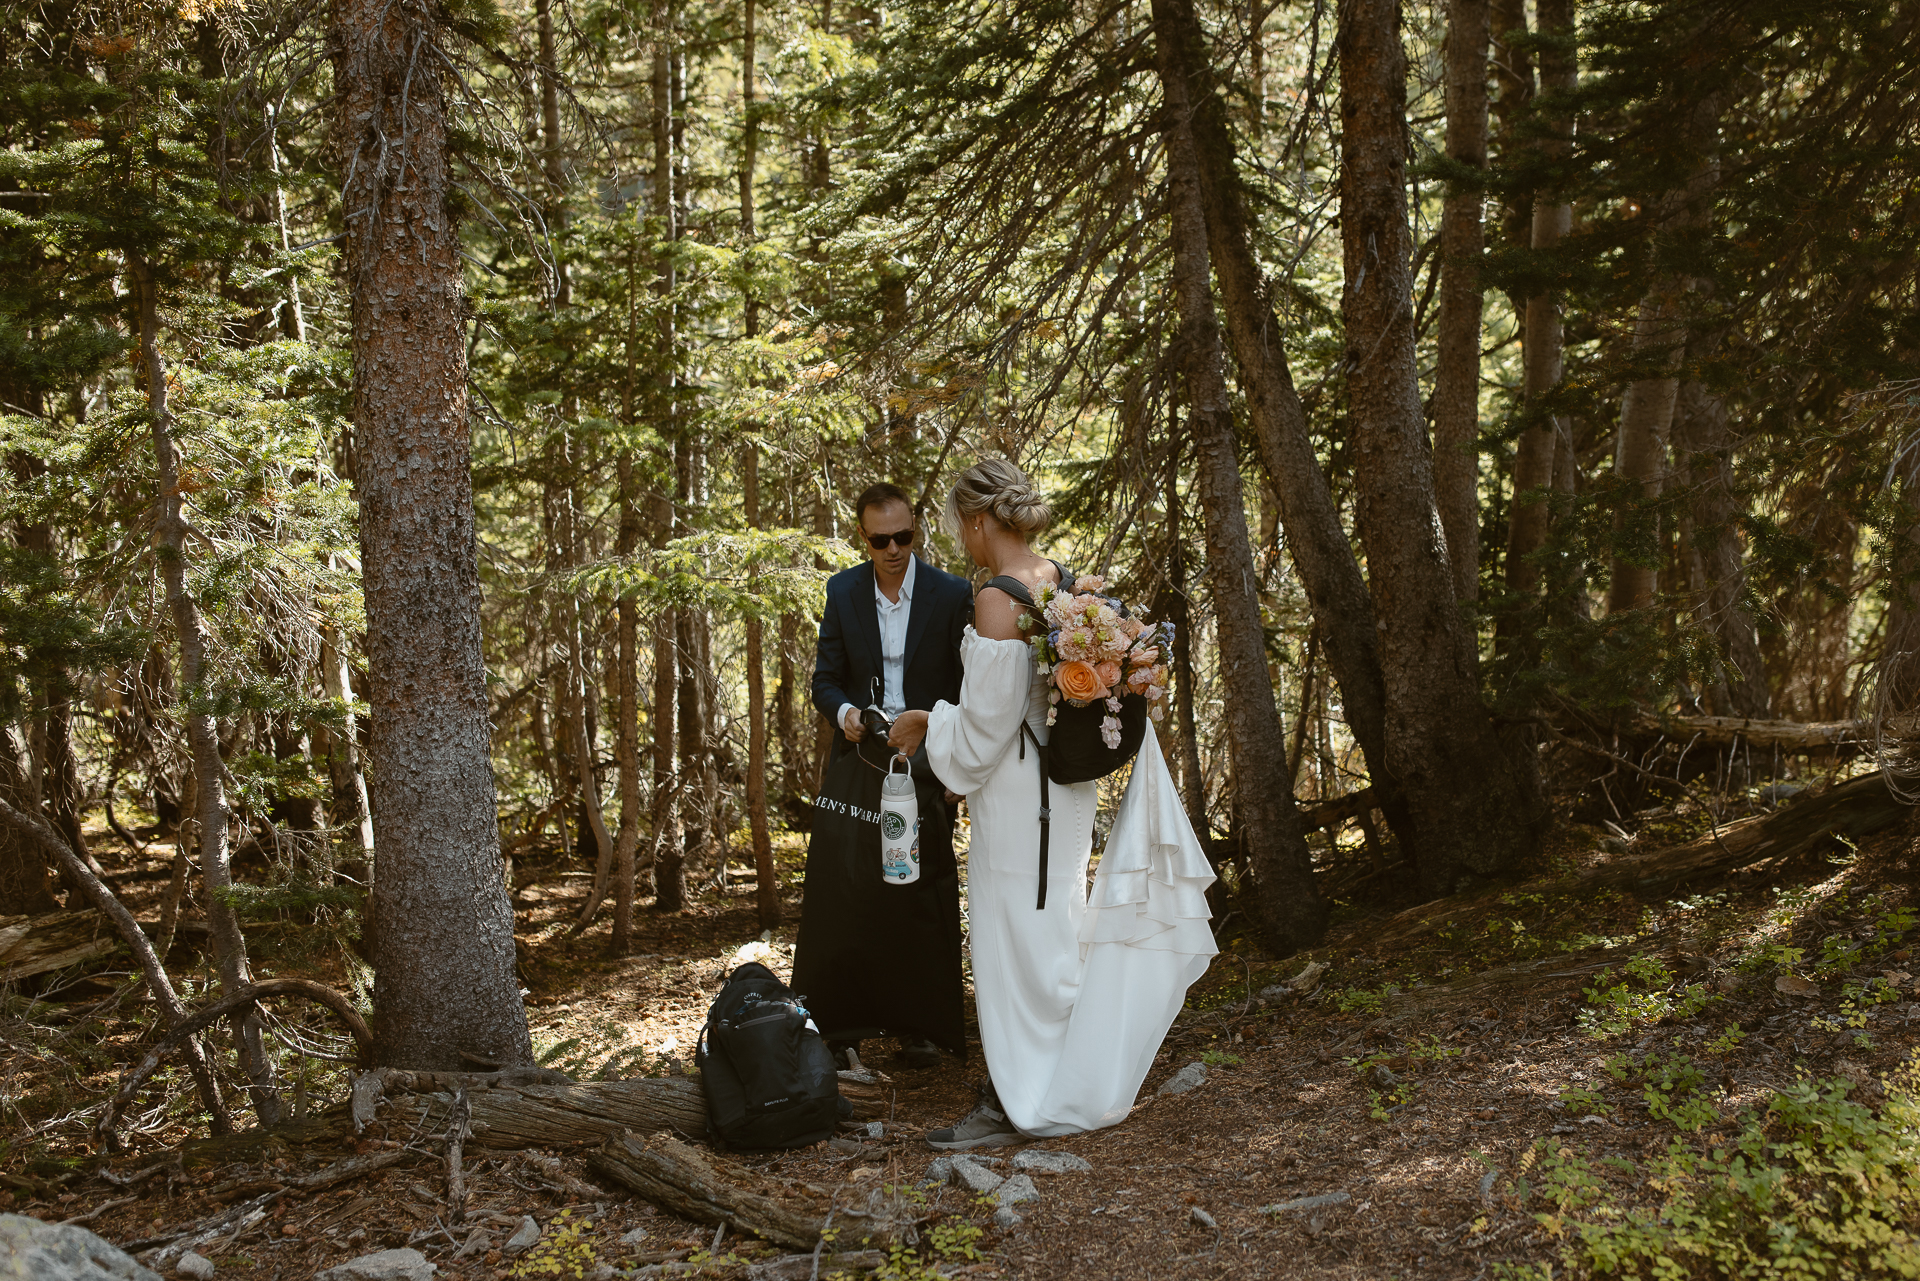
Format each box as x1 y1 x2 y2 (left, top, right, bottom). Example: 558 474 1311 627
945 458 1053 539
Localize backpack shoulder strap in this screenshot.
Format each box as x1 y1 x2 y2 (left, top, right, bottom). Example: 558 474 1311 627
983 575 1036 607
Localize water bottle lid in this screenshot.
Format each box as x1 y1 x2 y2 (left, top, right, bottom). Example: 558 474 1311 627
890 753 912 774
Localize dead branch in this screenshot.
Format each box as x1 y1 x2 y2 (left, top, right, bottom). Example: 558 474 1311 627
587 1131 915 1251
97 978 371 1146
0 792 231 1136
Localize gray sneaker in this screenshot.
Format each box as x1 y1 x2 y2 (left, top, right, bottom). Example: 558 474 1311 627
926 1088 1022 1151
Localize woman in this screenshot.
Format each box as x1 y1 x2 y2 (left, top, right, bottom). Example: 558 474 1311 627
886 459 1217 1148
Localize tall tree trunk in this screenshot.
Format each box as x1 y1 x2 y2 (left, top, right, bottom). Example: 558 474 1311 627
334 0 533 1069
535 0 569 308
1487 0 1534 315
0 727 58 914
319 618 375 866
1503 0 1575 614
612 245 643 954
1336 0 1541 894
647 35 686 914
131 254 281 1123
1155 19 1325 954
1606 94 1720 616
1434 0 1489 603
743 449 779 928
740 4 779 927
1151 0 1409 849
1673 377 1771 717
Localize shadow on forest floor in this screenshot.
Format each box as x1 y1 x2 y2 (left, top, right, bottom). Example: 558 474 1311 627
6 777 1920 1279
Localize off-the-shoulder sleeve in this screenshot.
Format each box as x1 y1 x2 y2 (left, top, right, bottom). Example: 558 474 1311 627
925 628 1033 795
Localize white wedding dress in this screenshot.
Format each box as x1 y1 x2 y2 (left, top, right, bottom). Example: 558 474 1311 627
926 627 1218 1136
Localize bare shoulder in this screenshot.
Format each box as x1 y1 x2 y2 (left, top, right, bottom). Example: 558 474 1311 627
974 585 1028 641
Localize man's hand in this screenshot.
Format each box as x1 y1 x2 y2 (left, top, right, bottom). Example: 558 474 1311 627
841 706 868 742
887 709 931 756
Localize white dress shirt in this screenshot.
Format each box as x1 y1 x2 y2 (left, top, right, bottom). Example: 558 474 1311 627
839 556 917 733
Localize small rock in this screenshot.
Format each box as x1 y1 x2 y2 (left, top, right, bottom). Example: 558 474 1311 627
990 1206 1023 1228
1285 961 1329 994
948 1155 1005 1196
1158 1062 1208 1096
1190 1207 1217 1229
1597 836 1630 855
865 1121 884 1139
926 1156 954 1184
1011 1150 1092 1175
1259 1192 1351 1216
0 1215 161 1281
618 1227 649 1246
177 1254 216 1280
315 1248 437 1281
503 1216 541 1255
1477 1170 1499 1204
993 1174 1039 1207
1258 984 1291 1001
1775 974 1821 997
1367 1063 1399 1089
452 1228 491 1261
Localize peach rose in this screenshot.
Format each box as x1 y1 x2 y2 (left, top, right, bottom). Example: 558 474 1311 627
1095 660 1123 691
1055 660 1109 703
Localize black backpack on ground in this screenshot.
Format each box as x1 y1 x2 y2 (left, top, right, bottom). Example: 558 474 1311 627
695 961 844 1150
985 565 1150 911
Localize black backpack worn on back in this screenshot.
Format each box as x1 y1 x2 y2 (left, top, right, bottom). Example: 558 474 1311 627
695 961 844 1150
985 565 1149 912
986 566 1150 786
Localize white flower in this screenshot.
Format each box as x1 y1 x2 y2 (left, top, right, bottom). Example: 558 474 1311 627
1046 707 1058 726
1105 697 1121 713
1149 703 1165 721
1099 715 1122 750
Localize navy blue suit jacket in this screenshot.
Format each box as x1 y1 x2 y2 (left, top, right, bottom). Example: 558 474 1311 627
811 556 972 759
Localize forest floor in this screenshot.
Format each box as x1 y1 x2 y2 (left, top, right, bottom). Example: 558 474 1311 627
6 776 1920 1279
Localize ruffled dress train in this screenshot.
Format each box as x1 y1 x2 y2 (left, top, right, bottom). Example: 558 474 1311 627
925 628 1217 1136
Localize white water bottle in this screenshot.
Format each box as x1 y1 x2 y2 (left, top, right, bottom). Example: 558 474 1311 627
880 755 921 885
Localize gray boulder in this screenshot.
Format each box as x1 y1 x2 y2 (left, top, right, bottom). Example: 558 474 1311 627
992 1174 1040 1207
174 1254 215 1280
314 1248 436 1281
947 1156 1005 1196
1012 1150 1091 1175
1158 1062 1208 1096
0 1215 161 1281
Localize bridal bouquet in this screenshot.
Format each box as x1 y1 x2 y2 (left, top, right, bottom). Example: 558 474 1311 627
1017 575 1173 747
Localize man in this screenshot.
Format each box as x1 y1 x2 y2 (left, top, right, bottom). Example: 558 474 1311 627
792 482 971 1070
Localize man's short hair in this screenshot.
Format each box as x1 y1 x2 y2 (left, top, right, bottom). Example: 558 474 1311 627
854 482 913 528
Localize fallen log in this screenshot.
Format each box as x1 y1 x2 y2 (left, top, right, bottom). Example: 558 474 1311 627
1364 771 1908 952
0 909 123 981
587 1131 913 1251
1627 712 1866 753
1537 770 1905 899
176 1074 712 1166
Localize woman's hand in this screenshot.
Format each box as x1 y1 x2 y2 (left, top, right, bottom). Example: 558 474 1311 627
887 709 931 757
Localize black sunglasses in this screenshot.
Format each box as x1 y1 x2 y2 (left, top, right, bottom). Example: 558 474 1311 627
863 527 916 550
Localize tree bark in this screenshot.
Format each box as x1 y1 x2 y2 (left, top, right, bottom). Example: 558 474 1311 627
319 618 375 864
1155 17 1326 953
612 250 643 953
1150 0 1409 852
1503 0 1575 614
131 252 281 1126
0 729 57 915
1673 378 1771 716
334 0 533 1069
1336 0 1542 894
743 449 779 929
1434 0 1490 603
